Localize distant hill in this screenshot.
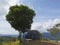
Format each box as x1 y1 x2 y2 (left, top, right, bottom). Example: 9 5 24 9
0 34 4 36
42 32 55 40
42 32 60 40
0 34 18 37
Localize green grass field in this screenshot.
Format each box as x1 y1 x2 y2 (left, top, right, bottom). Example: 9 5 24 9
1 41 19 45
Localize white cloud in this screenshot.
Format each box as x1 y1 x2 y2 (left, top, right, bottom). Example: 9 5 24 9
0 0 19 35
31 19 60 33
0 20 19 35
19 0 35 10
0 0 19 18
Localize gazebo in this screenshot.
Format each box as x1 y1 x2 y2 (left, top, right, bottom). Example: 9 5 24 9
22 30 42 40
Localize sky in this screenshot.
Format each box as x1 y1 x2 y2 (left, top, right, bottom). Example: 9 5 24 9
0 0 60 35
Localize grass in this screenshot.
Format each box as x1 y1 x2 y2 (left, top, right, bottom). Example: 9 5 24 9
1 39 57 45
2 40 19 45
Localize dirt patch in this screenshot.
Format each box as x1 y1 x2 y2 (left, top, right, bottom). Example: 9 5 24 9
58 42 60 45
22 40 57 45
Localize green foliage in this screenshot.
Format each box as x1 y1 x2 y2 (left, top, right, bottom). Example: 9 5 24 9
6 5 35 33
47 23 60 41
48 27 59 36
0 36 19 45
48 23 60 36
2 41 19 45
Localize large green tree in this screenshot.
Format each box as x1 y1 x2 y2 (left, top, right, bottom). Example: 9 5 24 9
47 23 60 41
6 5 35 44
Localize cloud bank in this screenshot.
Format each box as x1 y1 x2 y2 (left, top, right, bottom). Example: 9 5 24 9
31 19 60 33
0 0 19 35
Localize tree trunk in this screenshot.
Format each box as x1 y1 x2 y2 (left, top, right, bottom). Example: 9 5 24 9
19 31 22 45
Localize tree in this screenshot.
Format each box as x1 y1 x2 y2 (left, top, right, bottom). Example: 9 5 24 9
47 23 60 41
25 30 42 40
6 5 35 44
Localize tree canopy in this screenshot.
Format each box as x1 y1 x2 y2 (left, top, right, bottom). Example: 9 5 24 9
6 5 35 33
47 24 60 35
47 23 60 41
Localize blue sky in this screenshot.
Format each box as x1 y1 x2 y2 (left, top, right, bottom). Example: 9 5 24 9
20 0 60 22
0 0 60 35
